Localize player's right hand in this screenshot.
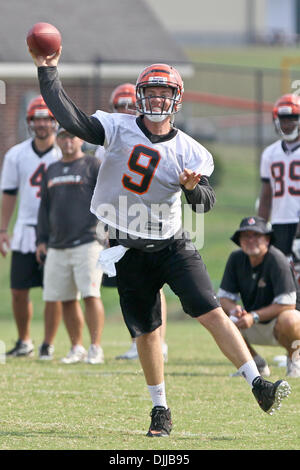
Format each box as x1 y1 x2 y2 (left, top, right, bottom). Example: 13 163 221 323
28 46 62 68
0 232 10 257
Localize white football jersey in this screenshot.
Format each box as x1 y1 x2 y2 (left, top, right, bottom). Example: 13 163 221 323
260 140 300 224
95 145 105 163
91 111 214 239
1 138 61 251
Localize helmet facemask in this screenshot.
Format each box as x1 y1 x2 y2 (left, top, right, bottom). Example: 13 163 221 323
26 96 57 137
274 114 300 142
136 85 182 122
27 112 57 138
272 95 300 142
112 98 136 114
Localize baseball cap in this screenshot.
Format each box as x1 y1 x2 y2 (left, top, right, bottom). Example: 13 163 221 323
230 216 274 246
56 126 75 137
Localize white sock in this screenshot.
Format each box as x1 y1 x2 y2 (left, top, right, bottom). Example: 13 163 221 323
148 381 168 409
238 360 260 386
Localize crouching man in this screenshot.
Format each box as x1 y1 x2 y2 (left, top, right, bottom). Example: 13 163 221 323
219 216 300 378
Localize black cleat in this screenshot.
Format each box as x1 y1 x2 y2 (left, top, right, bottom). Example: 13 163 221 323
146 406 172 437
38 342 54 361
252 376 291 415
6 339 34 357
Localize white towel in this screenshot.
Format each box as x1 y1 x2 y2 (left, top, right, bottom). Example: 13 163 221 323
229 315 238 324
97 245 129 277
11 224 37 253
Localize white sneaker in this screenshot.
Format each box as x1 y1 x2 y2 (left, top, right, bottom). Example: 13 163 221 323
230 366 271 378
162 342 168 363
85 344 104 364
61 345 87 364
273 355 288 367
286 357 300 378
116 342 138 360
253 355 271 377
230 370 243 377
257 364 271 377
230 356 271 378
116 341 168 361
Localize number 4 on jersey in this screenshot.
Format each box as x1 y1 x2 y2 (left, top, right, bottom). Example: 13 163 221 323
30 163 46 198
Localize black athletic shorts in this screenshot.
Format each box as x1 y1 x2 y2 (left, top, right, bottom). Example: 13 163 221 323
101 273 118 288
10 251 43 289
272 223 298 256
115 237 220 337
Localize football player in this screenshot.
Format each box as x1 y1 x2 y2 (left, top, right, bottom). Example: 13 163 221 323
95 83 168 362
29 47 291 436
0 96 62 359
258 94 300 259
110 82 137 113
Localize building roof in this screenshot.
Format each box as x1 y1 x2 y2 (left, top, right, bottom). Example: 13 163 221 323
0 0 188 65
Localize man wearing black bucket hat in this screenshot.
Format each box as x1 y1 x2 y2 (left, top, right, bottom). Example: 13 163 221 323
219 216 300 378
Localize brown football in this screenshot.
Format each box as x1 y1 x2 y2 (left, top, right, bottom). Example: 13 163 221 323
27 22 61 56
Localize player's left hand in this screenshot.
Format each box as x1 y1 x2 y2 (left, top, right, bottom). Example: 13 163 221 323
179 168 201 190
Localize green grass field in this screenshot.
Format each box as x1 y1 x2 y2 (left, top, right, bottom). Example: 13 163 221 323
0 318 298 451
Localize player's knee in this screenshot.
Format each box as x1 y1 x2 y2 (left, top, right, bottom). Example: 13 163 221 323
196 307 225 328
137 328 160 344
275 310 300 335
11 289 30 302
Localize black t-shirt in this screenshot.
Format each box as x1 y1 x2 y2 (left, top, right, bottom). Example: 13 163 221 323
37 155 100 249
220 245 300 315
